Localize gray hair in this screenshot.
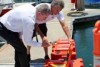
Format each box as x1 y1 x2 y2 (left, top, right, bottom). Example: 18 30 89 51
51 0 64 9
36 4 51 15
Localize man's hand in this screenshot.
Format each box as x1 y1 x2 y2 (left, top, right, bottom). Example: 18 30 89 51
68 38 73 45
41 36 51 47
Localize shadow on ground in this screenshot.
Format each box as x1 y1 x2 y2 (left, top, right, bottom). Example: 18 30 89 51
30 58 45 63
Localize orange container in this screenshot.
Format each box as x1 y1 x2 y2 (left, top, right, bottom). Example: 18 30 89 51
44 58 84 67
72 58 84 67
44 39 84 67
44 60 67 67
51 39 76 60
93 20 100 56
95 20 100 29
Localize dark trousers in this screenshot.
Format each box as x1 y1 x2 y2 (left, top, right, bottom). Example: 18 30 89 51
38 23 47 36
0 22 30 67
33 23 47 37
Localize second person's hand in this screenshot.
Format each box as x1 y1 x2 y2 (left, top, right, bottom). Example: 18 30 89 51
41 36 51 47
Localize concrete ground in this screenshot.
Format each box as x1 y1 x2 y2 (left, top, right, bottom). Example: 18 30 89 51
0 0 100 67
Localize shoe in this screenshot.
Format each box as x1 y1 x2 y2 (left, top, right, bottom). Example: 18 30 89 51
27 54 31 62
44 55 50 60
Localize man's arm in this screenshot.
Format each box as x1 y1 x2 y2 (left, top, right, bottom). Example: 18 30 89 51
22 17 50 47
35 23 51 46
59 20 72 40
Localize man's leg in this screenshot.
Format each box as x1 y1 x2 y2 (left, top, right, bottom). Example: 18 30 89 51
0 26 30 67
38 23 50 60
15 51 21 67
43 47 49 59
8 33 29 67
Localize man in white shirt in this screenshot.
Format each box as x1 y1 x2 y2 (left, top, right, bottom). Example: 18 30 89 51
0 4 51 67
27 0 72 61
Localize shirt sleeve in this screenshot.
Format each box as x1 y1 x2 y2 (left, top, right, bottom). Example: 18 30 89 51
57 11 64 21
22 17 42 47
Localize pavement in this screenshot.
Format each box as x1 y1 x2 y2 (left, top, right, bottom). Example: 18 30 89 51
0 0 100 67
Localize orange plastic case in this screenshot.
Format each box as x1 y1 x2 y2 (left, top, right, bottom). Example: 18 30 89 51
51 39 76 60
44 39 84 67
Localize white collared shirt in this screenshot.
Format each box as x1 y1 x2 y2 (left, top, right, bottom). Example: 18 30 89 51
0 4 42 47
